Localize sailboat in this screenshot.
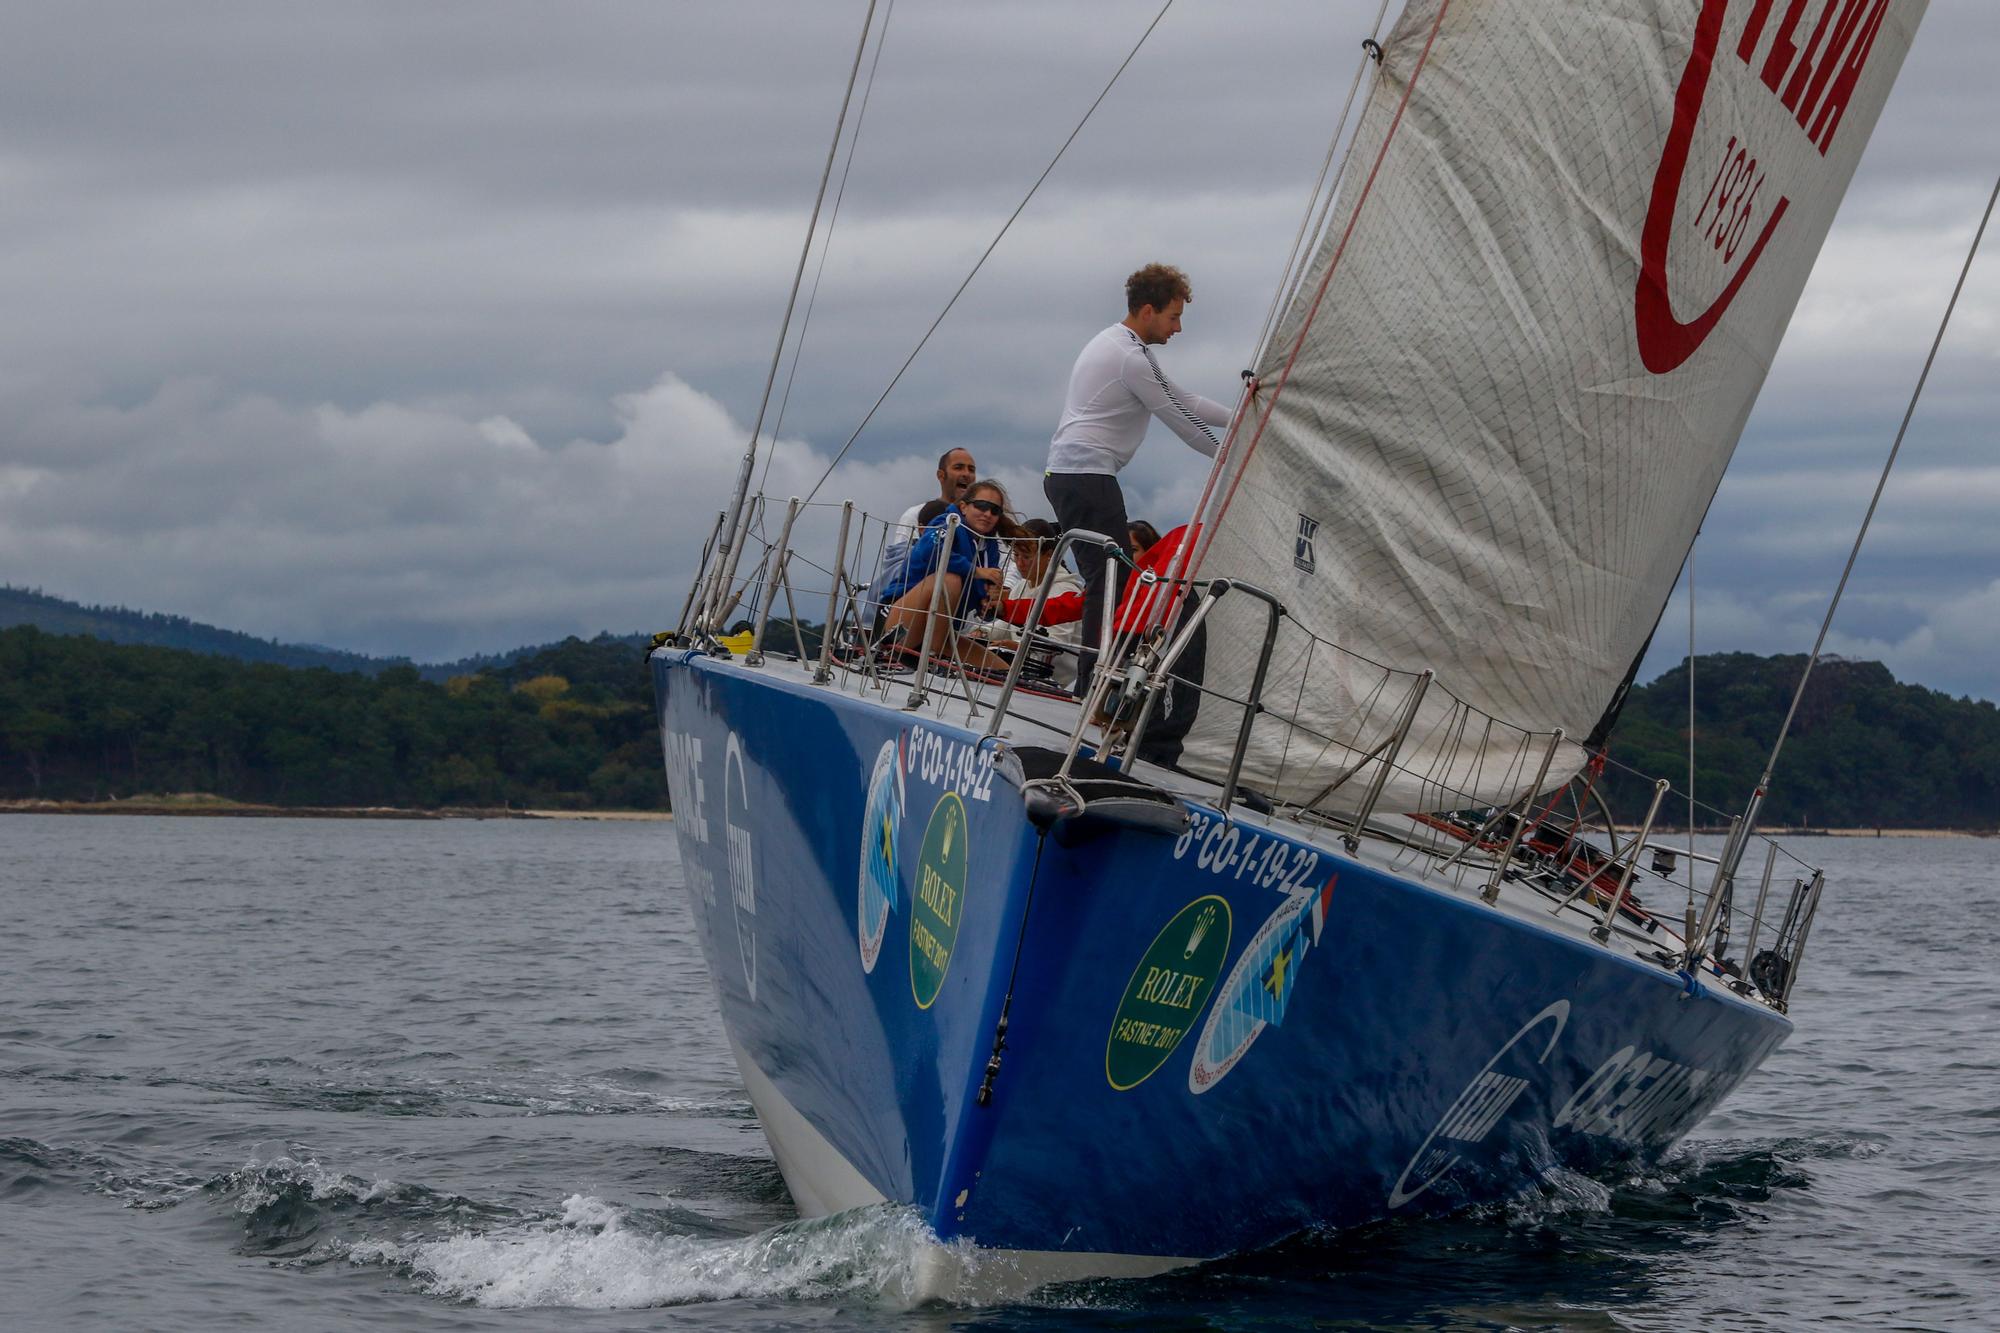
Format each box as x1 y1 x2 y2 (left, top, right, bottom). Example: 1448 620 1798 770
652 0 1931 1295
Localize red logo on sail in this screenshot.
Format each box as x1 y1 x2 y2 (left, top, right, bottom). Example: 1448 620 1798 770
1635 0 1896 374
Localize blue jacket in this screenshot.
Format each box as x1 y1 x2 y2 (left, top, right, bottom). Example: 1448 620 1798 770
880 507 1003 609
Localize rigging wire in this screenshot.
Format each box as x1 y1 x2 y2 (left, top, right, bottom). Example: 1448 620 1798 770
755 0 897 513
702 0 880 629
1160 0 1394 625
1249 0 1395 369
1180 0 1456 589
798 0 1179 507
1687 543 1696 913
1725 171 2000 876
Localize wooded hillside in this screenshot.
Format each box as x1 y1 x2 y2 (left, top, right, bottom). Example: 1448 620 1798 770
1602 653 2000 829
0 585 648 682
0 626 663 810
2 625 1995 826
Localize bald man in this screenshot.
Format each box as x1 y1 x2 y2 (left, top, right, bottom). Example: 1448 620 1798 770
882 447 978 587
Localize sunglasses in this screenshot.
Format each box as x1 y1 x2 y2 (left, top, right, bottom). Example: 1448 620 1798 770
964 499 1004 516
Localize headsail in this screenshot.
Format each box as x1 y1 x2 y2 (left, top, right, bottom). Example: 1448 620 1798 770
1176 0 1927 814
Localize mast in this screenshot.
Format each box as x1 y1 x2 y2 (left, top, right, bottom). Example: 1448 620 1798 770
698 0 879 633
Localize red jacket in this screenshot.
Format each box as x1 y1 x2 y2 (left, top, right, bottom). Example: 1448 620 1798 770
1001 525 1196 634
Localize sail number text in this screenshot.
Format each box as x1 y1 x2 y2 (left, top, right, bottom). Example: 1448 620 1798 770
1173 811 1321 894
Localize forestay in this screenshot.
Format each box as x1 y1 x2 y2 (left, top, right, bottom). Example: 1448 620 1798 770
1176 0 1926 814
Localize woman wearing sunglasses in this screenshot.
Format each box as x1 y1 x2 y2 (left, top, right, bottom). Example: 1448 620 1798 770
877 480 1023 670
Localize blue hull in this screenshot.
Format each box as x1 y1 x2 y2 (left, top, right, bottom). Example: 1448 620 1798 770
654 648 1789 1263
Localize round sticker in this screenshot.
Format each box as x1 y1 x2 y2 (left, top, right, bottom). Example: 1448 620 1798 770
1106 895 1232 1091
857 736 904 973
910 793 968 1009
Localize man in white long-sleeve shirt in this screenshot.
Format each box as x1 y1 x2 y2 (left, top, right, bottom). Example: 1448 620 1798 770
1044 262 1237 686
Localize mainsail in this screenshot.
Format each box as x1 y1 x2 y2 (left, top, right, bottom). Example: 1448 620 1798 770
1175 0 1926 814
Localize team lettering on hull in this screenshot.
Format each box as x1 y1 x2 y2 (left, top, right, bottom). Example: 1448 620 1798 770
1388 1001 1570 1210
1637 0 1902 372
661 728 716 908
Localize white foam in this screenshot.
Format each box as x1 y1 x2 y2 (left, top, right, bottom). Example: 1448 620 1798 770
1469 1165 1619 1229
233 1152 394 1213
350 1195 969 1310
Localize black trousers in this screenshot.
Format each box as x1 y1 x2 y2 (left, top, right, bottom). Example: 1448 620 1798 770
1042 471 1132 686
1136 601 1205 768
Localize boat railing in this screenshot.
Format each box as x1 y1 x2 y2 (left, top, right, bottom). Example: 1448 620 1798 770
1058 554 1827 1011
676 495 1110 729
669 493 1823 1011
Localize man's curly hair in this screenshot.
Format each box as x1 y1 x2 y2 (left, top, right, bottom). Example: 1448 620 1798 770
1125 263 1192 314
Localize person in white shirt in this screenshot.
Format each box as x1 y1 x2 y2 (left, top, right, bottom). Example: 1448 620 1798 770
1044 263 1241 685
992 518 1083 688
880 447 978 590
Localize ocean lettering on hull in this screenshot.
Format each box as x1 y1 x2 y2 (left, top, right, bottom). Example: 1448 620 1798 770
1553 1045 1718 1145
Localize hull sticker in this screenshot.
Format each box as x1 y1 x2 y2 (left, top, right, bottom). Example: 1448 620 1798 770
1387 1000 1570 1209
910 792 967 1009
1188 874 1338 1094
857 733 907 973
724 733 758 1003
1107 895 1232 1091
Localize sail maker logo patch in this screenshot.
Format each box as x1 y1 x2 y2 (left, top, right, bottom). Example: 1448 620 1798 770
1636 0 1899 373
1294 514 1320 574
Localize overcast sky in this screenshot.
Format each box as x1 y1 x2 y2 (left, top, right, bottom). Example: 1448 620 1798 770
1 0 1995 694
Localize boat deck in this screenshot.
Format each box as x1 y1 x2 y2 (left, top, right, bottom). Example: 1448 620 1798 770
696 645 1771 1009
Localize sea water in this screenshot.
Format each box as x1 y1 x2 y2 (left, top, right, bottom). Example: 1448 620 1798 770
2 814 1994 1330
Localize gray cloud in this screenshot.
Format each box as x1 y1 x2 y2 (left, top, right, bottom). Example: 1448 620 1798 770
1 0 1995 694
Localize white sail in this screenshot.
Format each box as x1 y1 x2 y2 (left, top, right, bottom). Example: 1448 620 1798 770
1175 0 1927 815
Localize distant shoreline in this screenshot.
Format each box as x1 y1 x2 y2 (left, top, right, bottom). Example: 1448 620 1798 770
1638 826 1988 838
1 798 1987 836
0 798 671 822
